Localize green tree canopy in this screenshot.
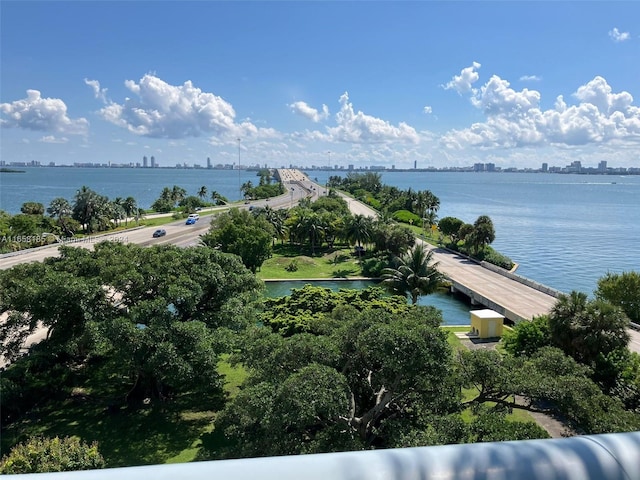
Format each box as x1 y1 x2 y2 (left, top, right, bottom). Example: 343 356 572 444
201 207 274 273
217 304 455 457
596 271 640 325
0 243 262 406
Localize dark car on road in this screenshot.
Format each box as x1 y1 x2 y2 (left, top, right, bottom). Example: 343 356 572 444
153 229 167 238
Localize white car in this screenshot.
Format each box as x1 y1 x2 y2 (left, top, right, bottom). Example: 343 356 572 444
187 213 199 221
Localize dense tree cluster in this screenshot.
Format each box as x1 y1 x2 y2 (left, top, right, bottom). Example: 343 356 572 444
0 190 140 252
503 282 640 421
201 208 275 273
438 215 512 269
328 172 439 226
0 243 262 424
2 242 639 468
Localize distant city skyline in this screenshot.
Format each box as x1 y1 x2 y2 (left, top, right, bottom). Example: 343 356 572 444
3 157 638 176
1 2 639 170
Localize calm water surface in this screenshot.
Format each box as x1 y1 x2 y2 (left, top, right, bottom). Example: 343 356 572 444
263 280 472 326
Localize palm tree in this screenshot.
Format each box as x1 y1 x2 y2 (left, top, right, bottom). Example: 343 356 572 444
241 181 254 199
73 186 102 233
262 206 287 246
467 215 495 255
344 214 373 255
110 198 126 227
210 190 228 206
381 243 444 304
197 186 208 201
123 196 138 225
549 291 588 358
47 197 74 236
303 212 325 256
171 185 187 204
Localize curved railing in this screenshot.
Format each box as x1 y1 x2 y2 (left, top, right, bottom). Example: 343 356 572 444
5 431 640 479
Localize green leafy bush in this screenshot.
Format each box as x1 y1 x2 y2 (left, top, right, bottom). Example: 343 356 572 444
391 210 421 225
285 259 299 272
1 436 105 474
481 248 514 270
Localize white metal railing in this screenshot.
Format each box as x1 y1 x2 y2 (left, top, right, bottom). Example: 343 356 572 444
4 431 640 479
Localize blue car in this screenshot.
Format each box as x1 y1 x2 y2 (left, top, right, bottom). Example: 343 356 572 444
186 218 196 225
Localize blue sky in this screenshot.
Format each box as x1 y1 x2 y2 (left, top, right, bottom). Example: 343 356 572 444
1 1 639 169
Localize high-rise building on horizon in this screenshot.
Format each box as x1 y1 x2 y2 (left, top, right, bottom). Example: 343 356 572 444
151 156 156 168
143 156 148 168
207 157 212 169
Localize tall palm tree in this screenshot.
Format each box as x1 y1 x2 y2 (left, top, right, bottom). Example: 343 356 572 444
197 186 208 201
210 190 227 205
47 197 73 236
468 215 495 255
123 196 138 225
171 185 187 204
344 214 373 255
262 206 287 246
73 186 101 233
303 212 325 256
241 181 254 199
381 243 444 304
110 198 126 227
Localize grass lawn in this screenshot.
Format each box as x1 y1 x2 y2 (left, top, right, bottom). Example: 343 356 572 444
441 326 471 352
0 358 248 467
258 244 365 280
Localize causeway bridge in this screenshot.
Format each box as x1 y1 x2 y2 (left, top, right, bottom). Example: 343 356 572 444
276 169 559 324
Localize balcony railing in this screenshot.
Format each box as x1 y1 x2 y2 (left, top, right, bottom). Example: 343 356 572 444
4 431 640 480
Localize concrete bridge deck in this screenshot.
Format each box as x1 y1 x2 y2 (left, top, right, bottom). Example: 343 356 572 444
317 170 558 323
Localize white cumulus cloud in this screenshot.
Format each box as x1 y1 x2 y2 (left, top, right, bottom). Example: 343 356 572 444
39 135 69 143
97 74 276 140
441 75 640 149
443 61 481 94
84 78 108 102
609 27 631 42
0 90 89 135
289 101 329 122
423 105 433 114
519 75 541 82
324 92 420 144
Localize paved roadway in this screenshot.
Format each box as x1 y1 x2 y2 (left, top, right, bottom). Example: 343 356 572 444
0 182 310 270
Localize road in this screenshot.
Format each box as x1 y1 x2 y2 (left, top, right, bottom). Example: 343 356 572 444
0 182 311 270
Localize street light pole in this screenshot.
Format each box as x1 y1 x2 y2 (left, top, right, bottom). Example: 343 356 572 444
327 150 331 195
237 138 241 200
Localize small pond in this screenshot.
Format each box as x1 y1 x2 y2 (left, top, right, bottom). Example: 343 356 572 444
263 280 472 326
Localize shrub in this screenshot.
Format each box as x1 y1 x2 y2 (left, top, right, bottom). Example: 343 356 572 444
391 210 421 226
481 247 514 270
285 260 299 272
361 253 389 277
0 436 105 474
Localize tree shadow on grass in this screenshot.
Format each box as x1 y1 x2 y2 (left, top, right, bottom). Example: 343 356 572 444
3 394 220 468
332 268 357 278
